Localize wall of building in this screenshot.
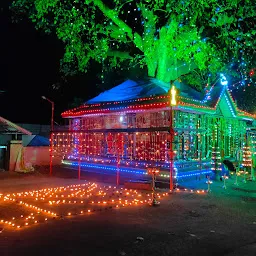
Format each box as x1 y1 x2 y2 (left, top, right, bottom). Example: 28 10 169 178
0 135 12 146
53 109 252 180
65 110 247 162
8 140 23 171
24 147 62 166
8 142 62 171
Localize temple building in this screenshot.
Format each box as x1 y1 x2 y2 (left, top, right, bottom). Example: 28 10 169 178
53 78 256 182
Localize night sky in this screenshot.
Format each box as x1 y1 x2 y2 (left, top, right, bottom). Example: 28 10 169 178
1 1 104 125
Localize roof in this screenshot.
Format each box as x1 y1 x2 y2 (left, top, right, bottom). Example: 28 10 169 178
16 123 51 136
0 116 32 135
87 79 169 103
87 78 206 103
62 79 256 121
23 135 50 147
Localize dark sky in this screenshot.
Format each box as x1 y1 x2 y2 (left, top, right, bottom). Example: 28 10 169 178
0 1 103 125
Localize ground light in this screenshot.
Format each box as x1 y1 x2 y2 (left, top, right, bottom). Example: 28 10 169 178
234 169 241 186
206 176 213 192
222 174 229 189
147 167 160 206
0 183 206 231
239 170 249 183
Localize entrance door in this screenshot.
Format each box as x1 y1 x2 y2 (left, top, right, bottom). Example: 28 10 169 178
0 146 7 170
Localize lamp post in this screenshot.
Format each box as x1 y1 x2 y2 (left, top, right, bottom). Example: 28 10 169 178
42 96 54 132
42 96 54 176
116 133 121 186
169 85 177 191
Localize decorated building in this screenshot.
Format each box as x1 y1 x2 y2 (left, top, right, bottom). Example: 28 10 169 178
53 78 256 182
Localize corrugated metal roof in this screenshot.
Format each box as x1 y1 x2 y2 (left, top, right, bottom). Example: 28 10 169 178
0 116 32 135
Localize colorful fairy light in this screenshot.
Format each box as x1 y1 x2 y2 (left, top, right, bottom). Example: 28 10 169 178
61 89 255 120
61 159 212 180
50 77 256 183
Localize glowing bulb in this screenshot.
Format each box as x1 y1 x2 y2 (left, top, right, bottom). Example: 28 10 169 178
220 73 228 86
170 85 177 106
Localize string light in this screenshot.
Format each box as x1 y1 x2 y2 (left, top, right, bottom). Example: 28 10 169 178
0 182 179 231
55 84 255 181
62 90 255 120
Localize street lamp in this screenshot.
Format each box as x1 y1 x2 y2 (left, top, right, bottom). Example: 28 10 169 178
42 96 54 132
42 96 55 176
169 85 177 191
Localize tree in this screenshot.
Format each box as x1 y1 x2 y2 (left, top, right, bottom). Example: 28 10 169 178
11 0 255 90
68 97 85 109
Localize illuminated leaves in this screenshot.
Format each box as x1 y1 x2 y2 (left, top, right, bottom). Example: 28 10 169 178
11 0 255 88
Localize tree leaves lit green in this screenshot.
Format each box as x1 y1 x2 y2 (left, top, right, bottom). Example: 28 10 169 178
11 0 255 90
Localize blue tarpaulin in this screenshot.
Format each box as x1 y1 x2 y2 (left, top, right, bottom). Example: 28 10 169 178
24 135 50 147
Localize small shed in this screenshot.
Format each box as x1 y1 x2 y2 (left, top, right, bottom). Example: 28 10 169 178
0 116 31 171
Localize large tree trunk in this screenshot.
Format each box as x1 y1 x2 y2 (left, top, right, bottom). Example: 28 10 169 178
145 56 157 78
149 55 197 83
145 26 197 83
156 58 179 83
155 27 169 82
95 0 196 84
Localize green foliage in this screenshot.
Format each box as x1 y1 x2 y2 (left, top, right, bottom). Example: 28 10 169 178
182 70 208 92
11 0 256 89
68 97 85 109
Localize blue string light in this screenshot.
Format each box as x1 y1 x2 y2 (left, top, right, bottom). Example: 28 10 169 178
62 160 212 180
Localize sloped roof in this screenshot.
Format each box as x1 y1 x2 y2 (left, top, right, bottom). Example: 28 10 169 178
206 85 224 108
87 78 205 103
87 79 168 103
23 135 50 147
62 79 256 121
0 116 32 135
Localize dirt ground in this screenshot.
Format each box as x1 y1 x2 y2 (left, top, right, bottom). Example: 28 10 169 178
0 169 255 256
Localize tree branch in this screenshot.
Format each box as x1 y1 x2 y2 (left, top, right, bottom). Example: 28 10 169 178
138 3 157 38
106 24 132 44
93 0 144 51
107 50 132 59
117 0 134 12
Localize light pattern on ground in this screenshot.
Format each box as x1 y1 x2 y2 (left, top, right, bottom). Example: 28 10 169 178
0 183 170 230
